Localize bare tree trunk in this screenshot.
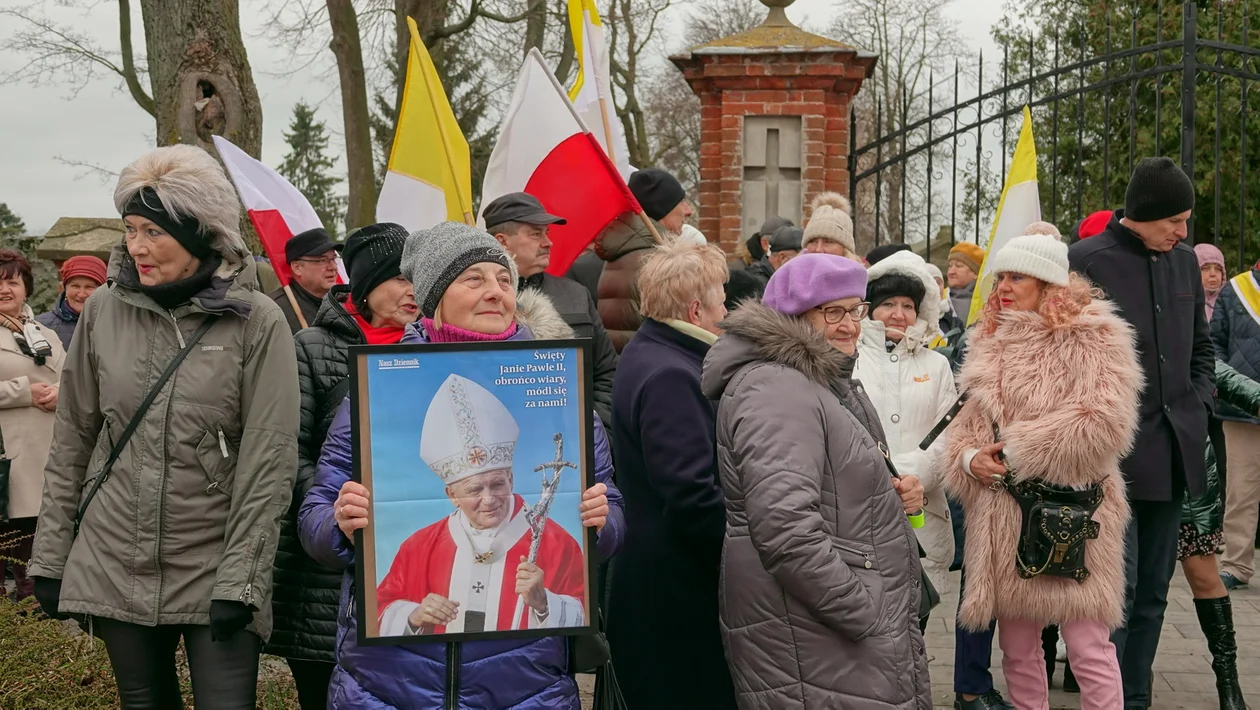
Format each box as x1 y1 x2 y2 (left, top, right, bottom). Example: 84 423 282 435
523 0 548 56
138 0 262 254
328 0 376 231
139 0 262 158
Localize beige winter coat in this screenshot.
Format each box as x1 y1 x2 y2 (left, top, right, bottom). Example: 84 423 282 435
0 304 66 519
29 244 299 640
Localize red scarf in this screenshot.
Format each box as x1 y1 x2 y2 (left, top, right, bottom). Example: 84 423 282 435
345 301 406 345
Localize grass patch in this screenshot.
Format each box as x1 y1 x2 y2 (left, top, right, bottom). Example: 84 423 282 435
0 597 300 709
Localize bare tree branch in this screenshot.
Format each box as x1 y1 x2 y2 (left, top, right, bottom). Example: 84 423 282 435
118 0 155 116
54 155 121 185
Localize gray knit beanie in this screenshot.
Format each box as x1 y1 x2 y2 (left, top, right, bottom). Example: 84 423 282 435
401 221 518 318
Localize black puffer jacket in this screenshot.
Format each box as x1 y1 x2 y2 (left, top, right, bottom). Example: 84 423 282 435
268 285 362 661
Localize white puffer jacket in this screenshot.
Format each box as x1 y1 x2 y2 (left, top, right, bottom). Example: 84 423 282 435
854 251 958 597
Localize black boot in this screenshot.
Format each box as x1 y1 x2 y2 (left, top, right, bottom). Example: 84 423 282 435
1041 624 1058 688
1194 596 1248 710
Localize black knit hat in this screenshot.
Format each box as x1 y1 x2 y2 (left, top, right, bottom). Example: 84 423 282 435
865 243 913 265
724 267 766 312
628 168 685 221
343 222 408 311
1125 157 1195 222
121 187 213 260
866 272 925 313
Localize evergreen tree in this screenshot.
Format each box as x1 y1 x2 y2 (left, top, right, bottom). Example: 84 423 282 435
279 102 346 234
0 203 57 314
0 203 25 240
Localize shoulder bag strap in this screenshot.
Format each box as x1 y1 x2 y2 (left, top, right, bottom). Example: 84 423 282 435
73 314 220 537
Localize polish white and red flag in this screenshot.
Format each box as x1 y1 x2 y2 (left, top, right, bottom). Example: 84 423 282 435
213 135 346 285
478 48 641 276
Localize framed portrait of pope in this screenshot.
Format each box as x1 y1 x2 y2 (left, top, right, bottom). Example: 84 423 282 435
349 339 597 645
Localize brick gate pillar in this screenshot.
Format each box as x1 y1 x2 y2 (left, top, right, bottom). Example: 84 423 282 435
671 0 877 254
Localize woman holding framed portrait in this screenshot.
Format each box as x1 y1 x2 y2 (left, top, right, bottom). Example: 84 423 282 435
299 222 624 709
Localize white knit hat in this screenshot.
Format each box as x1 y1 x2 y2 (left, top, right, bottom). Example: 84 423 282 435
987 222 1069 286
802 192 857 257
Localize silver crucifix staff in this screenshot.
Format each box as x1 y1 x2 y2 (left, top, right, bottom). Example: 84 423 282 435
511 432 577 630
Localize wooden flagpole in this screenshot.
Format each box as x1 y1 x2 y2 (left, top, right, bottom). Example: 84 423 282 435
282 284 309 329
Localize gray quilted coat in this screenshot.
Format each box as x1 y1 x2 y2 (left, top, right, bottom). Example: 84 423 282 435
701 301 931 710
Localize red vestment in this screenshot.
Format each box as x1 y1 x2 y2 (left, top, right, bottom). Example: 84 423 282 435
376 494 585 634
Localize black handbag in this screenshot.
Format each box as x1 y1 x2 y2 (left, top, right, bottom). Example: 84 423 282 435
73 316 219 538
993 423 1104 584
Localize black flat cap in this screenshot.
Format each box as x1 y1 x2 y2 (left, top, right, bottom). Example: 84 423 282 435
483 192 566 230
285 228 341 263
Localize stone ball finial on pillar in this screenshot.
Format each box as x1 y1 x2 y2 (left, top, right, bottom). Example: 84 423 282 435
670 2 877 254
759 0 796 27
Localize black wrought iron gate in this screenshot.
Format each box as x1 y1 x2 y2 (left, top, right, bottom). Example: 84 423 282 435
849 1 1260 272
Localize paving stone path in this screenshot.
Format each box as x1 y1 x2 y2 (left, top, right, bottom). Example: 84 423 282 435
581 568 1260 709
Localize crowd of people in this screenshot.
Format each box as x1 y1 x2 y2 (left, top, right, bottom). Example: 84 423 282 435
0 142 1251 710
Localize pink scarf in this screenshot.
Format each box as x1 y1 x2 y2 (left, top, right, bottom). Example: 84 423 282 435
421 317 518 343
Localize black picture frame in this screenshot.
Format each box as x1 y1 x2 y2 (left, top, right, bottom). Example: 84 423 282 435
349 338 598 646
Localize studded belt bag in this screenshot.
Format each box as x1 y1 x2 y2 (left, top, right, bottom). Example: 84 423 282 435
993 424 1104 584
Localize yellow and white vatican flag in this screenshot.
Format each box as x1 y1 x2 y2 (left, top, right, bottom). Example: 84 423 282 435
1228 271 1260 325
967 106 1041 325
567 0 633 179
376 17 473 229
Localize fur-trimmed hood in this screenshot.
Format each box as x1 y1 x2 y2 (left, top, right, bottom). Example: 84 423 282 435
862 250 940 353
702 300 854 400
515 287 575 340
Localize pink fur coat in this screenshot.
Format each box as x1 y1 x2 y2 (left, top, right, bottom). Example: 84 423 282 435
944 299 1143 631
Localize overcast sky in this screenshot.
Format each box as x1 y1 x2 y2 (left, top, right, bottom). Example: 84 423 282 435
0 0 1001 235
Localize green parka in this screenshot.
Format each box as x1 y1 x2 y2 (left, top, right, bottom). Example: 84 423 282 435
29 244 299 640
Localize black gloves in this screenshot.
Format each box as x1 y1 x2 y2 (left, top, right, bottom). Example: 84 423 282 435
32 577 66 619
209 600 254 642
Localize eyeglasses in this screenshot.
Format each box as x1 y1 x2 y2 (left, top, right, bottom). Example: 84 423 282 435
294 256 338 266
815 302 870 324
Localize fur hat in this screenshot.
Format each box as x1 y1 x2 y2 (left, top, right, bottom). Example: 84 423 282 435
988 222 1069 286
802 193 857 258
864 250 941 343
113 144 247 261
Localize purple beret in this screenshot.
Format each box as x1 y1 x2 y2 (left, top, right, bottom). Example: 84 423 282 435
762 253 868 316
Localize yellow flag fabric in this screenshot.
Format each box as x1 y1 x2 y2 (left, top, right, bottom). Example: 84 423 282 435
1230 271 1260 326
567 0 601 103
966 106 1041 325
376 17 472 228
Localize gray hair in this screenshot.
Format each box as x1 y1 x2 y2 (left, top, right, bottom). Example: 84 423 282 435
113 144 247 259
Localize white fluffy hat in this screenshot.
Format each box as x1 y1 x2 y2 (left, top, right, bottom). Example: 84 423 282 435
420 374 519 485
987 222 1069 286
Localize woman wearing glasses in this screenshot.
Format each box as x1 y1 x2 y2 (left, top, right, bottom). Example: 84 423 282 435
701 253 932 709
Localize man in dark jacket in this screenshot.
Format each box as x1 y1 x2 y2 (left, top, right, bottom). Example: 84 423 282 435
606 238 736 710
485 192 618 427
743 216 793 283
1068 157 1215 709
271 227 342 333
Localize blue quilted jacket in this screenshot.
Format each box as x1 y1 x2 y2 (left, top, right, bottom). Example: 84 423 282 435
298 320 624 709
1211 270 1260 423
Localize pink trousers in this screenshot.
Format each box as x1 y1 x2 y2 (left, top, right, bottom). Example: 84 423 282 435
997 617 1123 710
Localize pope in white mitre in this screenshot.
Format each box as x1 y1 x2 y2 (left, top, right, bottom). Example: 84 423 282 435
377 374 585 635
